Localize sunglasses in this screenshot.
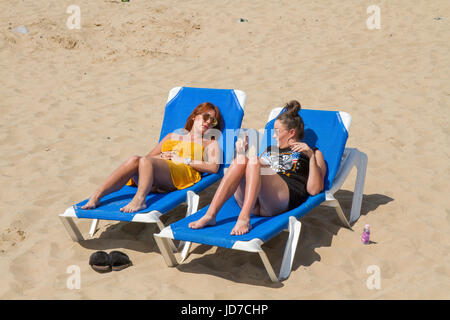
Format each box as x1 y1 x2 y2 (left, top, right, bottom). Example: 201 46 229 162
273 128 288 136
201 113 218 127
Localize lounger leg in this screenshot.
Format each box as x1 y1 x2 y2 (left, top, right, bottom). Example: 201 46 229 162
279 216 302 281
324 195 352 230
350 151 368 224
258 250 279 283
260 216 302 282
155 220 178 253
327 148 368 227
179 191 200 262
59 207 84 242
131 210 178 253
236 218 302 283
240 217 302 283
154 234 178 267
89 219 99 237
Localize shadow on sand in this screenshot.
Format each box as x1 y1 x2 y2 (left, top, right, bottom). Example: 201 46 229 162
175 190 393 287
75 182 393 287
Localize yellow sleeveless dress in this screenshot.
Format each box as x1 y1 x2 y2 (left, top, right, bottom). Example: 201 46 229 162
126 140 204 190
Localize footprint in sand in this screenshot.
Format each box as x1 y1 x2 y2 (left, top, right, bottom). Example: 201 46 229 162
0 227 26 252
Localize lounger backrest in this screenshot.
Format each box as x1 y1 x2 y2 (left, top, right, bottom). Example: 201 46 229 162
260 109 348 191
159 87 245 169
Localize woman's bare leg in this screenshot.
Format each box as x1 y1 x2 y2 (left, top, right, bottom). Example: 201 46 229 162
231 159 290 235
230 156 261 235
120 157 175 213
81 156 140 209
189 155 248 229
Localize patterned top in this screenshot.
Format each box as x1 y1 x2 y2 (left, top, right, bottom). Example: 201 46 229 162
260 146 311 185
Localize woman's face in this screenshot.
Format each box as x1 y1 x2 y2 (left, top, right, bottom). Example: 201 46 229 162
273 119 295 148
192 109 217 135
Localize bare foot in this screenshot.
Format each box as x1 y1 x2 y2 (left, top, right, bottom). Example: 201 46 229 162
120 195 147 213
189 214 216 229
230 219 251 236
81 196 100 210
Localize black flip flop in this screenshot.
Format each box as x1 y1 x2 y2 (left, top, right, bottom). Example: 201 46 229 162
109 251 132 271
89 251 111 273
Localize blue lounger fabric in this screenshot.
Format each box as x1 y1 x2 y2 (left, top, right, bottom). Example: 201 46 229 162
74 173 221 221
170 193 326 249
261 109 348 190
73 87 245 221
169 109 348 248
159 87 243 166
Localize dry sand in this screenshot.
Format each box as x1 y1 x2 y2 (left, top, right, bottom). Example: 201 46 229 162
0 0 449 299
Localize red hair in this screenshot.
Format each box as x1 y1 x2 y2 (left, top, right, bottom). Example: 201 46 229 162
184 102 223 132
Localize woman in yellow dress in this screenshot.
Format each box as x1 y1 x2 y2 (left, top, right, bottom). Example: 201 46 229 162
81 102 223 213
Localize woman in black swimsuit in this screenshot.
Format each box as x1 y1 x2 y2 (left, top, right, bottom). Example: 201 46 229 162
189 100 327 235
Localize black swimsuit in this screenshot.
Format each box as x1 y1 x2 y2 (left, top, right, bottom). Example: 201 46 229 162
260 146 316 210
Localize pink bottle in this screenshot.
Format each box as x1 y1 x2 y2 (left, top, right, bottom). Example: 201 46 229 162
361 224 370 244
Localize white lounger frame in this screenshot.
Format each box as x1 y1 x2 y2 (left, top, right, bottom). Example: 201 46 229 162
154 107 368 282
59 87 247 255
60 190 200 253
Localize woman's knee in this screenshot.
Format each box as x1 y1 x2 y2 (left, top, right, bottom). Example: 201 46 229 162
231 154 248 169
126 156 141 167
247 155 260 168
138 156 153 167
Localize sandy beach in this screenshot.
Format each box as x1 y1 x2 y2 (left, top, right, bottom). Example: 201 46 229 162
0 0 449 299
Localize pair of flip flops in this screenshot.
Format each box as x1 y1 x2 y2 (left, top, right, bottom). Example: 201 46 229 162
89 251 132 272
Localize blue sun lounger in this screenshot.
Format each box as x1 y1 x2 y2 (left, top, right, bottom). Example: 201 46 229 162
154 107 368 282
59 87 246 251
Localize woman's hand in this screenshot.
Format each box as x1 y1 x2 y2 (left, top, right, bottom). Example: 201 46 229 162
170 154 186 164
288 141 314 158
161 151 186 164
160 151 175 160
235 134 248 154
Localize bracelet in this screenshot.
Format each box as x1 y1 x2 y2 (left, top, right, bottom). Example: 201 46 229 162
184 158 192 165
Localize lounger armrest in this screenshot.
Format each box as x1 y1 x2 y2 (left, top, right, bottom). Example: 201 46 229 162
155 226 175 240
329 148 368 224
232 238 264 253
331 148 361 194
154 226 178 267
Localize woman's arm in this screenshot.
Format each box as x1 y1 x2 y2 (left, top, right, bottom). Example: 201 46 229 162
168 139 221 174
187 140 220 174
289 141 327 195
145 133 174 158
306 150 327 196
